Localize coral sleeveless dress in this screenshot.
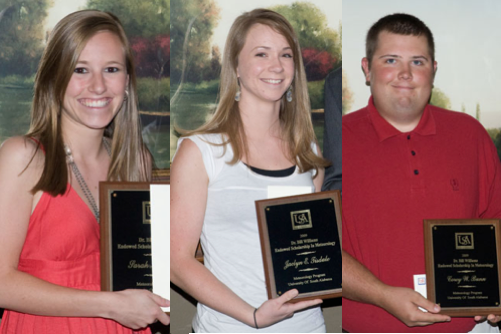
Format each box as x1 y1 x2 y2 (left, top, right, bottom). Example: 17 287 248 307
0 186 151 334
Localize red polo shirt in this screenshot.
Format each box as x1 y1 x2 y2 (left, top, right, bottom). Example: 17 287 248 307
342 97 501 333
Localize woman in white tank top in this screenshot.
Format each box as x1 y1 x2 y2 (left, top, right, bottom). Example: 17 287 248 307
171 8 330 333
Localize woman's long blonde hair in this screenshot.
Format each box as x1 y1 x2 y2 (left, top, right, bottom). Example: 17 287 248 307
183 8 329 175
27 10 151 196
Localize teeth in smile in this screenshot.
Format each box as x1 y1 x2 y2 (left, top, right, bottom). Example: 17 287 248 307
79 99 111 107
263 79 282 84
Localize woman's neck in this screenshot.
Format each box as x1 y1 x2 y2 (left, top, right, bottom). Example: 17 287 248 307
61 118 106 161
238 97 282 140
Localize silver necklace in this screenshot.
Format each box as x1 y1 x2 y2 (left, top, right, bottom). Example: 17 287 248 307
64 140 111 223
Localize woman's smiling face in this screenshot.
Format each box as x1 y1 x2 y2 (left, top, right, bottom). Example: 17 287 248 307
236 24 294 106
62 30 128 130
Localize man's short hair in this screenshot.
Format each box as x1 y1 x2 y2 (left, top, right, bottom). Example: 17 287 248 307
366 13 435 67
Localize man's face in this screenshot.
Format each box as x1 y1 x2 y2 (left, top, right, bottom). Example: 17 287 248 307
362 31 437 131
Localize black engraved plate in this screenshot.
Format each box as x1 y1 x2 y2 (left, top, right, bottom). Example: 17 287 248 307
110 190 152 291
100 183 153 292
424 219 501 316
256 191 342 302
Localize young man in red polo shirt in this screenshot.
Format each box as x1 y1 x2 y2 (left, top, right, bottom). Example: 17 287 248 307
342 13 501 332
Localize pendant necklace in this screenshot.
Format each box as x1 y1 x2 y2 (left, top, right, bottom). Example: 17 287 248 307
64 139 111 223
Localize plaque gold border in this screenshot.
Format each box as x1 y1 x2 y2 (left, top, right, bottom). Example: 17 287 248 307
424 219 501 317
99 180 169 292
255 190 342 303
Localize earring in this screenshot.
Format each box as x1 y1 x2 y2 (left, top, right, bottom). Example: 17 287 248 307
124 90 129 101
286 86 292 102
235 84 241 102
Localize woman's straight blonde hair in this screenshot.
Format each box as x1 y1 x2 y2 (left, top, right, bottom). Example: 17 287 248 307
27 10 151 196
183 8 329 175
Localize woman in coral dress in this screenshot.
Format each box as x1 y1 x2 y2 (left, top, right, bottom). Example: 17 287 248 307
0 10 169 333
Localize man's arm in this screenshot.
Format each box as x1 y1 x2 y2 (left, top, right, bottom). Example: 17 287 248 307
474 128 501 324
322 68 342 191
343 250 451 327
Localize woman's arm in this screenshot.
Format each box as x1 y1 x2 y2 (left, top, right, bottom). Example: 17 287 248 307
0 137 168 329
171 139 321 328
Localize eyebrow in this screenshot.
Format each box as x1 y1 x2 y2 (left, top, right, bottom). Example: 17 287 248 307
252 46 292 51
76 60 125 65
379 54 429 61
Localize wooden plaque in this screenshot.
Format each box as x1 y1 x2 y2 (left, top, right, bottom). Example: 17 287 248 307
255 190 342 302
424 219 501 316
100 181 169 292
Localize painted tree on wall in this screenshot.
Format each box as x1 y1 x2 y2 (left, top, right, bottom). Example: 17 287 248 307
130 35 170 78
87 0 169 38
301 48 337 81
0 0 50 76
270 2 341 81
87 0 170 78
170 0 221 86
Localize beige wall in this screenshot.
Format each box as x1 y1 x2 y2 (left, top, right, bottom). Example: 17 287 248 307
170 285 341 334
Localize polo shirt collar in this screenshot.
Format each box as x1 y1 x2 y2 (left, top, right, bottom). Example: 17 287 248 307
368 96 437 142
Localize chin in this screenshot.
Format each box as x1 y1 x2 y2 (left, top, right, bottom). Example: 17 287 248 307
394 98 415 109
84 117 115 130
263 95 285 103
87 124 112 130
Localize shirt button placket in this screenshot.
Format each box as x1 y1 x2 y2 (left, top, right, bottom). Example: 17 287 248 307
407 134 419 177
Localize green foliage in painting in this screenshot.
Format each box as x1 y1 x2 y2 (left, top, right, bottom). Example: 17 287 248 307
0 0 50 76
430 88 451 110
270 2 341 80
137 77 170 111
87 0 170 38
0 74 34 87
342 70 353 115
307 80 324 110
170 0 221 84
172 79 220 96
487 128 501 161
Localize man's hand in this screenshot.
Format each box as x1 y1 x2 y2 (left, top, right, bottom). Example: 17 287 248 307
343 251 450 328
379 286 451 327
474 315 501 324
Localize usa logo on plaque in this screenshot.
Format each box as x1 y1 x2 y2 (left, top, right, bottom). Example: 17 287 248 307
143 201 151 224
291 209 312 230
455 232 474 249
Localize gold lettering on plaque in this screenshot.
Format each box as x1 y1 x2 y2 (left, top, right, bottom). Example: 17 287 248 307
142 201 151 224
291 209 312 230
455 232 474 249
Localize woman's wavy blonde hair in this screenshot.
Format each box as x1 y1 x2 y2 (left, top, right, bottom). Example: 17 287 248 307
27 10 151 196
183 8 329 175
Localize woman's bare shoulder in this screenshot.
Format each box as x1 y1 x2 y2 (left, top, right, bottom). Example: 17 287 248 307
0 136 44 174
